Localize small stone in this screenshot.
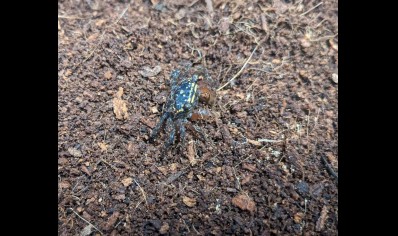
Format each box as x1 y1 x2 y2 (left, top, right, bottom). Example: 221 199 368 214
332 73 338 83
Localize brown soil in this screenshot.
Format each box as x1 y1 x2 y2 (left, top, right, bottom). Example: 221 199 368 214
58 0 338 235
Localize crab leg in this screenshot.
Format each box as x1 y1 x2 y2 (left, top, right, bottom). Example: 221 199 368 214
163 117 176 152
149 112 169 143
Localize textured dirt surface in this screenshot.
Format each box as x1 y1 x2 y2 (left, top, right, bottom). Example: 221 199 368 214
58 0 338 235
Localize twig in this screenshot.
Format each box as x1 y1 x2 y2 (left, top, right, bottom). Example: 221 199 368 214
306 110 310 139
321 156 338 181
301 198 308 231
234 155 252 168
232 167 241 190
315 18 327 28
220 65 232 84
188 0 200 7
179 213 191 232
234 23 257 39
68 208 103 235
309 108 320 135
192 224 200 234
164 170 186 184
217 44 259 91
300 2 323 16
134 199 143 210
185 43 202 64
114 220 122 228
216 65 223 81
74 186 89 195
247 67 271 74
133 178 148 207
257 138 283 143
112 4 131 27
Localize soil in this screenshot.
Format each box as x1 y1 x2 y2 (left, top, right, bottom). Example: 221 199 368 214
58 0 338 235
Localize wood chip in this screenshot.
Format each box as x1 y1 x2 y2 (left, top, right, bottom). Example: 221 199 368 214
187 141 197 166
261 14 268 32
113 87 129 120
316 205 329 231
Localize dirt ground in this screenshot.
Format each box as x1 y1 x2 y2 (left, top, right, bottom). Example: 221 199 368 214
58 0 338 235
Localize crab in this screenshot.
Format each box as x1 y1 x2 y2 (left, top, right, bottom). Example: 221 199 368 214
149 64 215 153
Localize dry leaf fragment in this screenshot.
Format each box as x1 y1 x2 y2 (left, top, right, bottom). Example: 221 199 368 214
95 19 106 27
121 177 133 187
182 196 196 207
104 71 112 79
232 194 256 212
196 175 205 181
294 212 304 223
97 142 108 152
159 222 170 234
169 163 178 172
241 174 252 185
59 181 70 189
157 166 168 175
157 163 179 175
140 117 155 128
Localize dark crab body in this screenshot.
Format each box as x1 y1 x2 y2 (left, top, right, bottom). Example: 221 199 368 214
149 66 210 152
